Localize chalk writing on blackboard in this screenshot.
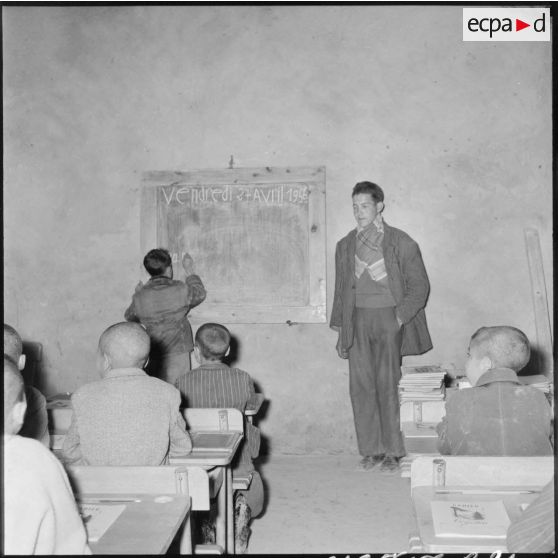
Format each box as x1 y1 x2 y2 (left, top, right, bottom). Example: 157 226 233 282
141 167 326 323
161 184 309 206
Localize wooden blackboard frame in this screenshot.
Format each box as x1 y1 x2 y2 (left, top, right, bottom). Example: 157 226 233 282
140 166 326 323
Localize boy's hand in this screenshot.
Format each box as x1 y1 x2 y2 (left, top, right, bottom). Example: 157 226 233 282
182 253 195 275
135 280 144 293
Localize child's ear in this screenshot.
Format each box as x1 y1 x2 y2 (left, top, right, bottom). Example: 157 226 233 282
225 347 231 357
479 355 492 372
193 346 201 364
18 354 26 372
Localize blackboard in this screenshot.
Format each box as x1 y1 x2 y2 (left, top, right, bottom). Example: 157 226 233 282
140 167 326 323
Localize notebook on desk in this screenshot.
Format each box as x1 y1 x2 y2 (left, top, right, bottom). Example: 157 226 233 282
430 500 510 538
190 431 240 453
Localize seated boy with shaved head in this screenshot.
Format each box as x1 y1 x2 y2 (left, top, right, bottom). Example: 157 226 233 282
4 357 90 554
62 322 192 465
4 324 49 447
436 326 553 455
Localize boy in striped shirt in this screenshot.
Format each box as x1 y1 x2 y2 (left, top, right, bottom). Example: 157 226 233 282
175 322 264 553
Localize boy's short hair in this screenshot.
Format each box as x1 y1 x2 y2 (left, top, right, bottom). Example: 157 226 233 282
99 322 150 369
352 181 384 203
143 248 172 277
195 323 231 360
4 324 23 365
470 326 531 372
4 357 25 424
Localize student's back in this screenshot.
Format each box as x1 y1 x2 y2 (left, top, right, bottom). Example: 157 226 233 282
4 357 89 555
439 369 553 455
437 326 553 456
64 370 190 465
4 435 91 555
125 249 206 385
175 323 264 552
177 362 260 468
62 322 191 466
177 363 254 411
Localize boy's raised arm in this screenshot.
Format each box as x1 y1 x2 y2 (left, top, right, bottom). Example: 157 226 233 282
182 253 206 308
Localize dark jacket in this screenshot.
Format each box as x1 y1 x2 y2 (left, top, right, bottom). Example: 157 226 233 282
436 367 554 456
330 221 432 356
125 274 206 355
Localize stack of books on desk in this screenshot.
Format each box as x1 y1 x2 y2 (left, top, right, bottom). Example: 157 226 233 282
399 365 446 402
518 374 551 394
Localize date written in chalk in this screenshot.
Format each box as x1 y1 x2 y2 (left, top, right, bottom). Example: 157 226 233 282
160 184 309 206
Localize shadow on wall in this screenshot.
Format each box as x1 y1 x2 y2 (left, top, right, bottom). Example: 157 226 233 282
22 341 44 391
518 345 551 378
225 335 272 457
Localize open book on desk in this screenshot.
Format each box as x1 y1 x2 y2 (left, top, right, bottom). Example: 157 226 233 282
431 500 510 538
190 431 241 453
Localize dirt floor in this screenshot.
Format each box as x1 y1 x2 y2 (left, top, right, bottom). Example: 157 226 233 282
247 454 416 554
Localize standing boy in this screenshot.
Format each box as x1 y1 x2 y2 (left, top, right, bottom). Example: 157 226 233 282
4 357 90 555
62 322 192 465
331 181 432 472
436 326 553 455
175 322 263 554
125 248 206 385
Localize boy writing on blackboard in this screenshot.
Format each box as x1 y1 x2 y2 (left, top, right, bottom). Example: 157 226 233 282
125 248 206 385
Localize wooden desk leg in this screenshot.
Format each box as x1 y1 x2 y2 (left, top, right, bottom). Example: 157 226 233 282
215 467 227 551
408 530 424 553
226 466 234 554
179 514 193 554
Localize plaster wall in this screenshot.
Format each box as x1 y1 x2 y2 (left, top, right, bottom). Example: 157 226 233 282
3 6 552 454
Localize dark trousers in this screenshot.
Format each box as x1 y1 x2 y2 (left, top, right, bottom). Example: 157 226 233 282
348 306 406 458
147 351 191 386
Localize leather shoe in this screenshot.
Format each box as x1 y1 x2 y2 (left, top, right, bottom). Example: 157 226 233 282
357 454 384 471
380 455 400 473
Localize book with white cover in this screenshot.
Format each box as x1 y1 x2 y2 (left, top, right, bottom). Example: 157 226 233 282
430 500 510 538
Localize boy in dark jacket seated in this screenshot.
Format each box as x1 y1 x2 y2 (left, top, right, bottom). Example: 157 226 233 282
436 325 553 455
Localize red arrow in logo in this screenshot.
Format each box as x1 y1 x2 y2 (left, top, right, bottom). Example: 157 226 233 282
516 18 530 31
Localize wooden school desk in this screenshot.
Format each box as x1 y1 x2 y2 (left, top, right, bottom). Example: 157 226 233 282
47 397 243 553
67 466 192 554
171 408 244 554
408 455 554 553
245 392 265 424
